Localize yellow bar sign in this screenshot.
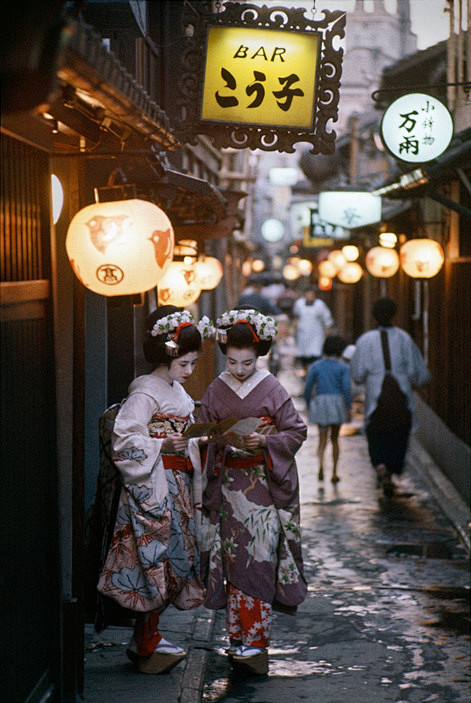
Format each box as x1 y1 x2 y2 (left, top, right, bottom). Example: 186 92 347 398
201 26 320 129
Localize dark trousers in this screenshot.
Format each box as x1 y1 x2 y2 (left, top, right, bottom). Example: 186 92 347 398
366 424 411 475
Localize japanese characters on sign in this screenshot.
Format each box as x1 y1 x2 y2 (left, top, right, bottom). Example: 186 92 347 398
380 93 454 163
289 201 346 248
201 26 320 128
318 192 382 229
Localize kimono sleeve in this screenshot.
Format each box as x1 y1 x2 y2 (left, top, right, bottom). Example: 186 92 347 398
197 387 218 424
111 391 168 507
265 386 307 505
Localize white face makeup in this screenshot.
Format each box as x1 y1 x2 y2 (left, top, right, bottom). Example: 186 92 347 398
226 346 257 382
168 351 199 384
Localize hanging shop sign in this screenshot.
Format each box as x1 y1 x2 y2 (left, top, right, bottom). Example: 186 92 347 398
380 93 454 163
174 3 345 153
201 26 320 129
300 208 347 248
318 191 382 229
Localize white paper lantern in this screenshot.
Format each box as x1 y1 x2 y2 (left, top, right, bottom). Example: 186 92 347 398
282 263 300 281
378 232 397 248
157 261 202 306
193 256 223 290
318 275 333 291
400 239 445 278
318 260 337 278
337 262 363 284
328 249 347 272
365 246 400 278
297 258 313 275
51 174 64 224
65 199 174 296
342 245 359 262
252 258 265 272
242 260 253 277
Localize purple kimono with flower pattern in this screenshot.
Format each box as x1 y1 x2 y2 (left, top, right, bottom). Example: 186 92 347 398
198 371 308 611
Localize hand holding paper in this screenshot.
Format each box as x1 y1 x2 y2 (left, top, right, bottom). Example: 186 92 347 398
184 416 263 439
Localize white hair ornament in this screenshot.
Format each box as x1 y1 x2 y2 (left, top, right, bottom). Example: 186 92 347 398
216 308 277 342
150 310 215 356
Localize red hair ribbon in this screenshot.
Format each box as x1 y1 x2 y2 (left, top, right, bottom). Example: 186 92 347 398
173 321 194 342
232 319 260 343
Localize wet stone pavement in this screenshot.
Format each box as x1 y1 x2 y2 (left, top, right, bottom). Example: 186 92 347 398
201 395 470 703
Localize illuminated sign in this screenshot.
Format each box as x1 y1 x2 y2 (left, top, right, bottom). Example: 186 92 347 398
318 192 382 229
174 3 345 153
269 167 299 186
302 209 347 248
201 27 319 129
380 93 454 163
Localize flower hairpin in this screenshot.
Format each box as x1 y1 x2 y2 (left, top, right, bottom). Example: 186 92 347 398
196 315 216 341
216 309 278 341
150 310 215 356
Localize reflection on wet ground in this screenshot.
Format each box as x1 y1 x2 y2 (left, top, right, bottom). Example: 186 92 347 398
201 402 470 703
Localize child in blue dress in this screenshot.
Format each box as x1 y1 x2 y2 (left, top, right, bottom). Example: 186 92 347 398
304 336 352 482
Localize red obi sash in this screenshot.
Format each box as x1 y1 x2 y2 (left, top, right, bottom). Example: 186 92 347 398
225 453 265 469
161 454 193 473
221 416 276 472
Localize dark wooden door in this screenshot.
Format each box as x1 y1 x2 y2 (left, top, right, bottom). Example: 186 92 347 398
1 135 61 702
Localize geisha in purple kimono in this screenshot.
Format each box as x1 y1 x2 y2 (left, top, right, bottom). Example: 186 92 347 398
198 308 308 675
95 306 213 675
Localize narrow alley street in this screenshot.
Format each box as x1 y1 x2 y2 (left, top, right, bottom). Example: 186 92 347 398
201 386 470 703
84 373 470 703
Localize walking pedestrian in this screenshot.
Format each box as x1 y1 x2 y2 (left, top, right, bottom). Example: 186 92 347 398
350 297 430 496
304 336 352 483
197 308 308 675
238 274 281 316
90 306 213 674
292 287 334 372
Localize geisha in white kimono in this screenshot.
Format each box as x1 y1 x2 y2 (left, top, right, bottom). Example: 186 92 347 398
92 308 212 675
197 309 308 676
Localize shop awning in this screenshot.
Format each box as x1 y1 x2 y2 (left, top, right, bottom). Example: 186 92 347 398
373 130 471 220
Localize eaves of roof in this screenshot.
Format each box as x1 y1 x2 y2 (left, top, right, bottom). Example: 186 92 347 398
381 40 447 80
57 19 179 150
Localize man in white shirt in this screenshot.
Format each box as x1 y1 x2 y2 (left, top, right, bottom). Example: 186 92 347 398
293 287 334 372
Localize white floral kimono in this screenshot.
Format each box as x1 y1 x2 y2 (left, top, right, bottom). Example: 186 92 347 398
96 370 204 615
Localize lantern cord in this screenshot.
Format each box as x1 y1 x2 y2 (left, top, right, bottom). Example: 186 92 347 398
311 1 317 19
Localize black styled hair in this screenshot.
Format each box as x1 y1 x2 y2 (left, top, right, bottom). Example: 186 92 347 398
323 335 347 357
372 297 397 326
217 305 272 357
143 305 202 367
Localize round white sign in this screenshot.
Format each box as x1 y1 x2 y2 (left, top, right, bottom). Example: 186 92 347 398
381 93 453 163
261 218 285 242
